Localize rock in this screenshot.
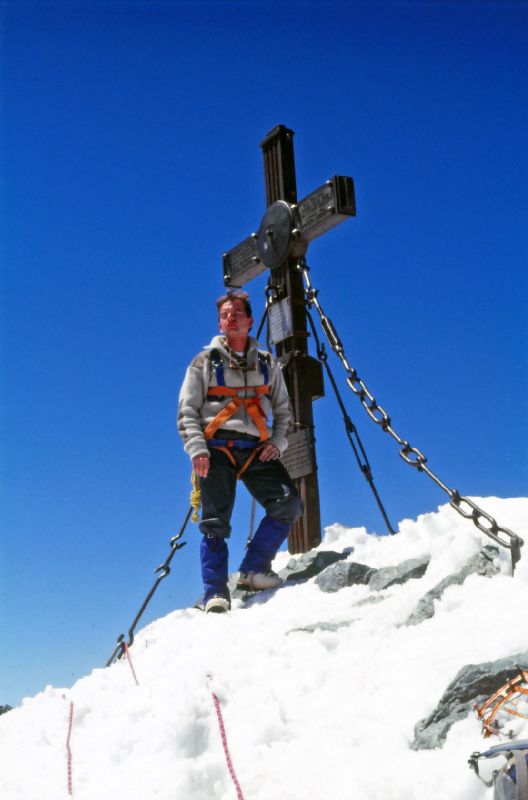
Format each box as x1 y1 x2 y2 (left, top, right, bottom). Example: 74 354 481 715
278 550 349 583
288 595 386 635
405 546 500 626
411 650 528 750
315 561 373 593
368 556 430 592
0 705 12 717
288 620 354 635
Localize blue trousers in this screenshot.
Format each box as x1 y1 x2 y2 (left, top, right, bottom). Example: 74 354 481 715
199 447 303 602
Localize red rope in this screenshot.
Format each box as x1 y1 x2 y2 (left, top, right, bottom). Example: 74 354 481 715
211 689 245 800
63 697 74 796
123 642 140 686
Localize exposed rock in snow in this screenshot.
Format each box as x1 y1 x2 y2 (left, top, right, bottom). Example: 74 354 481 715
411 650 528 750
367 555 430 591
1 498 526 800
315 559 373 592
278 549 349 582
405 545 501 626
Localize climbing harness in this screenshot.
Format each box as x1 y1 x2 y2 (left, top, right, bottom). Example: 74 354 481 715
475 667 528 738
199 345 272 482
297 257 524 572
106 513 189 666
204 347 271 443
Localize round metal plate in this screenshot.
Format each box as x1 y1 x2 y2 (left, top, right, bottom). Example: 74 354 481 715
257 201 293 269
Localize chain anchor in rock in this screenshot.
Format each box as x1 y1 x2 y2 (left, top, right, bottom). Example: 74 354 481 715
297 257 524 573
106 508 191 667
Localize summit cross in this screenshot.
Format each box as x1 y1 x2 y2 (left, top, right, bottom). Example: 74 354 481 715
222 124 356 553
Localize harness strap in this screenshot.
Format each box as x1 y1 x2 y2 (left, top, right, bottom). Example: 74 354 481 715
204 348 271 443
211 444 262 480
207 438 259 450
204 387 270 442
209 348 226 386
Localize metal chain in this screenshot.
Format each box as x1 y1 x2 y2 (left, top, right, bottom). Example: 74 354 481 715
255 281 276 351
306 308 396 535
106 510 190 666
298 258 524 572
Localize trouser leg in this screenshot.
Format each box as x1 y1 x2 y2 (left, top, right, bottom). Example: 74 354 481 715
239 457 303 574
198 449 236 601
198 449 237 539
200 536 229 603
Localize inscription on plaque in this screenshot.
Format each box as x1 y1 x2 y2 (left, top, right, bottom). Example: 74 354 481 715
298 184 335 233
223 235 264 287
268 297 293 344
280 429 314 480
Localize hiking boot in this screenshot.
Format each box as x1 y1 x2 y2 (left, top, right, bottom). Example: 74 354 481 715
236 570 282 591
204 596 231 614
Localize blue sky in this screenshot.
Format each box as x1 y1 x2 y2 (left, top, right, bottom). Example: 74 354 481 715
1 0 527 708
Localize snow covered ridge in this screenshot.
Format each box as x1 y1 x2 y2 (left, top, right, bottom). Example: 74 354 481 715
1 498 526 800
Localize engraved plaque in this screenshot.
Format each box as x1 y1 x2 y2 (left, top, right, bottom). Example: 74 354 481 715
297 176 355 243
223 235 266 288
280 429 314 480
268 297 293 344
298 184 335 232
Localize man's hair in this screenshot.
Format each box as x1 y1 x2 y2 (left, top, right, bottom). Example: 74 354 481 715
216 289 252 318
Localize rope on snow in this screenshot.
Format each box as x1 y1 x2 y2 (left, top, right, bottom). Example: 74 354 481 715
208 676 245 800
63 696 74 796
124 642 140 686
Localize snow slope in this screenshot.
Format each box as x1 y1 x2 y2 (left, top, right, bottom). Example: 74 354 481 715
1 497 527 800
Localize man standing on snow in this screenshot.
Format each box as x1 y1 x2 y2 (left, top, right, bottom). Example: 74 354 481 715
178 289 303 614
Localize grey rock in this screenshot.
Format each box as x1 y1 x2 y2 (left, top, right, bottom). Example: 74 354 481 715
0 705 12 717
411 650 528 750
288 595 386 635
195 549 352 606
278 550 349 583
288 619 355 635
352 594 387 609
315 561 373 593
405 546 500 627
368 556 430 592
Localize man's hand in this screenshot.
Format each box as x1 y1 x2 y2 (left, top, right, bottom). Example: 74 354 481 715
192 454 210 478
258 443 280 461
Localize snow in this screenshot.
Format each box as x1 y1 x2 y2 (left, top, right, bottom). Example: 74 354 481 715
1 497 527 800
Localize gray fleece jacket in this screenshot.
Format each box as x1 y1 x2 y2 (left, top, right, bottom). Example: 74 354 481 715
178 335 292 461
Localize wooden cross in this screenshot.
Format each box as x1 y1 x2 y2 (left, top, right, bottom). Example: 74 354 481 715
222 124 356 553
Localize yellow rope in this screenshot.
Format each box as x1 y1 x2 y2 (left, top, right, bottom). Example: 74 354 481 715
190 470 201 522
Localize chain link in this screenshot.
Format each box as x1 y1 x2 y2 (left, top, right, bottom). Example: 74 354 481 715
298 259 523 572
106 511 190 666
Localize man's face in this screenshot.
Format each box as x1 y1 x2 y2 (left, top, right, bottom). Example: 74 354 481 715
218 298 253 340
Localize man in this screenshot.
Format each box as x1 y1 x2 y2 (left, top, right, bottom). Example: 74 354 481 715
178 289 303 613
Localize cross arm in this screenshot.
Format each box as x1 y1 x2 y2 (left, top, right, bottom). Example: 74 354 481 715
223 175 355 288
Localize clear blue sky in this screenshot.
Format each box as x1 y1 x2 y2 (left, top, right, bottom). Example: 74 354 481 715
1 0 526 708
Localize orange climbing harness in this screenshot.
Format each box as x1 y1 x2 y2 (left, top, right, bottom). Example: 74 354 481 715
203 384 270 443
202 347 271 479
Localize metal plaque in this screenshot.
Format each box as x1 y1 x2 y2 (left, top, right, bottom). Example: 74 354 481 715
268 297 293 344
297 175 356 243
280 429 314 480
223 234 266 288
